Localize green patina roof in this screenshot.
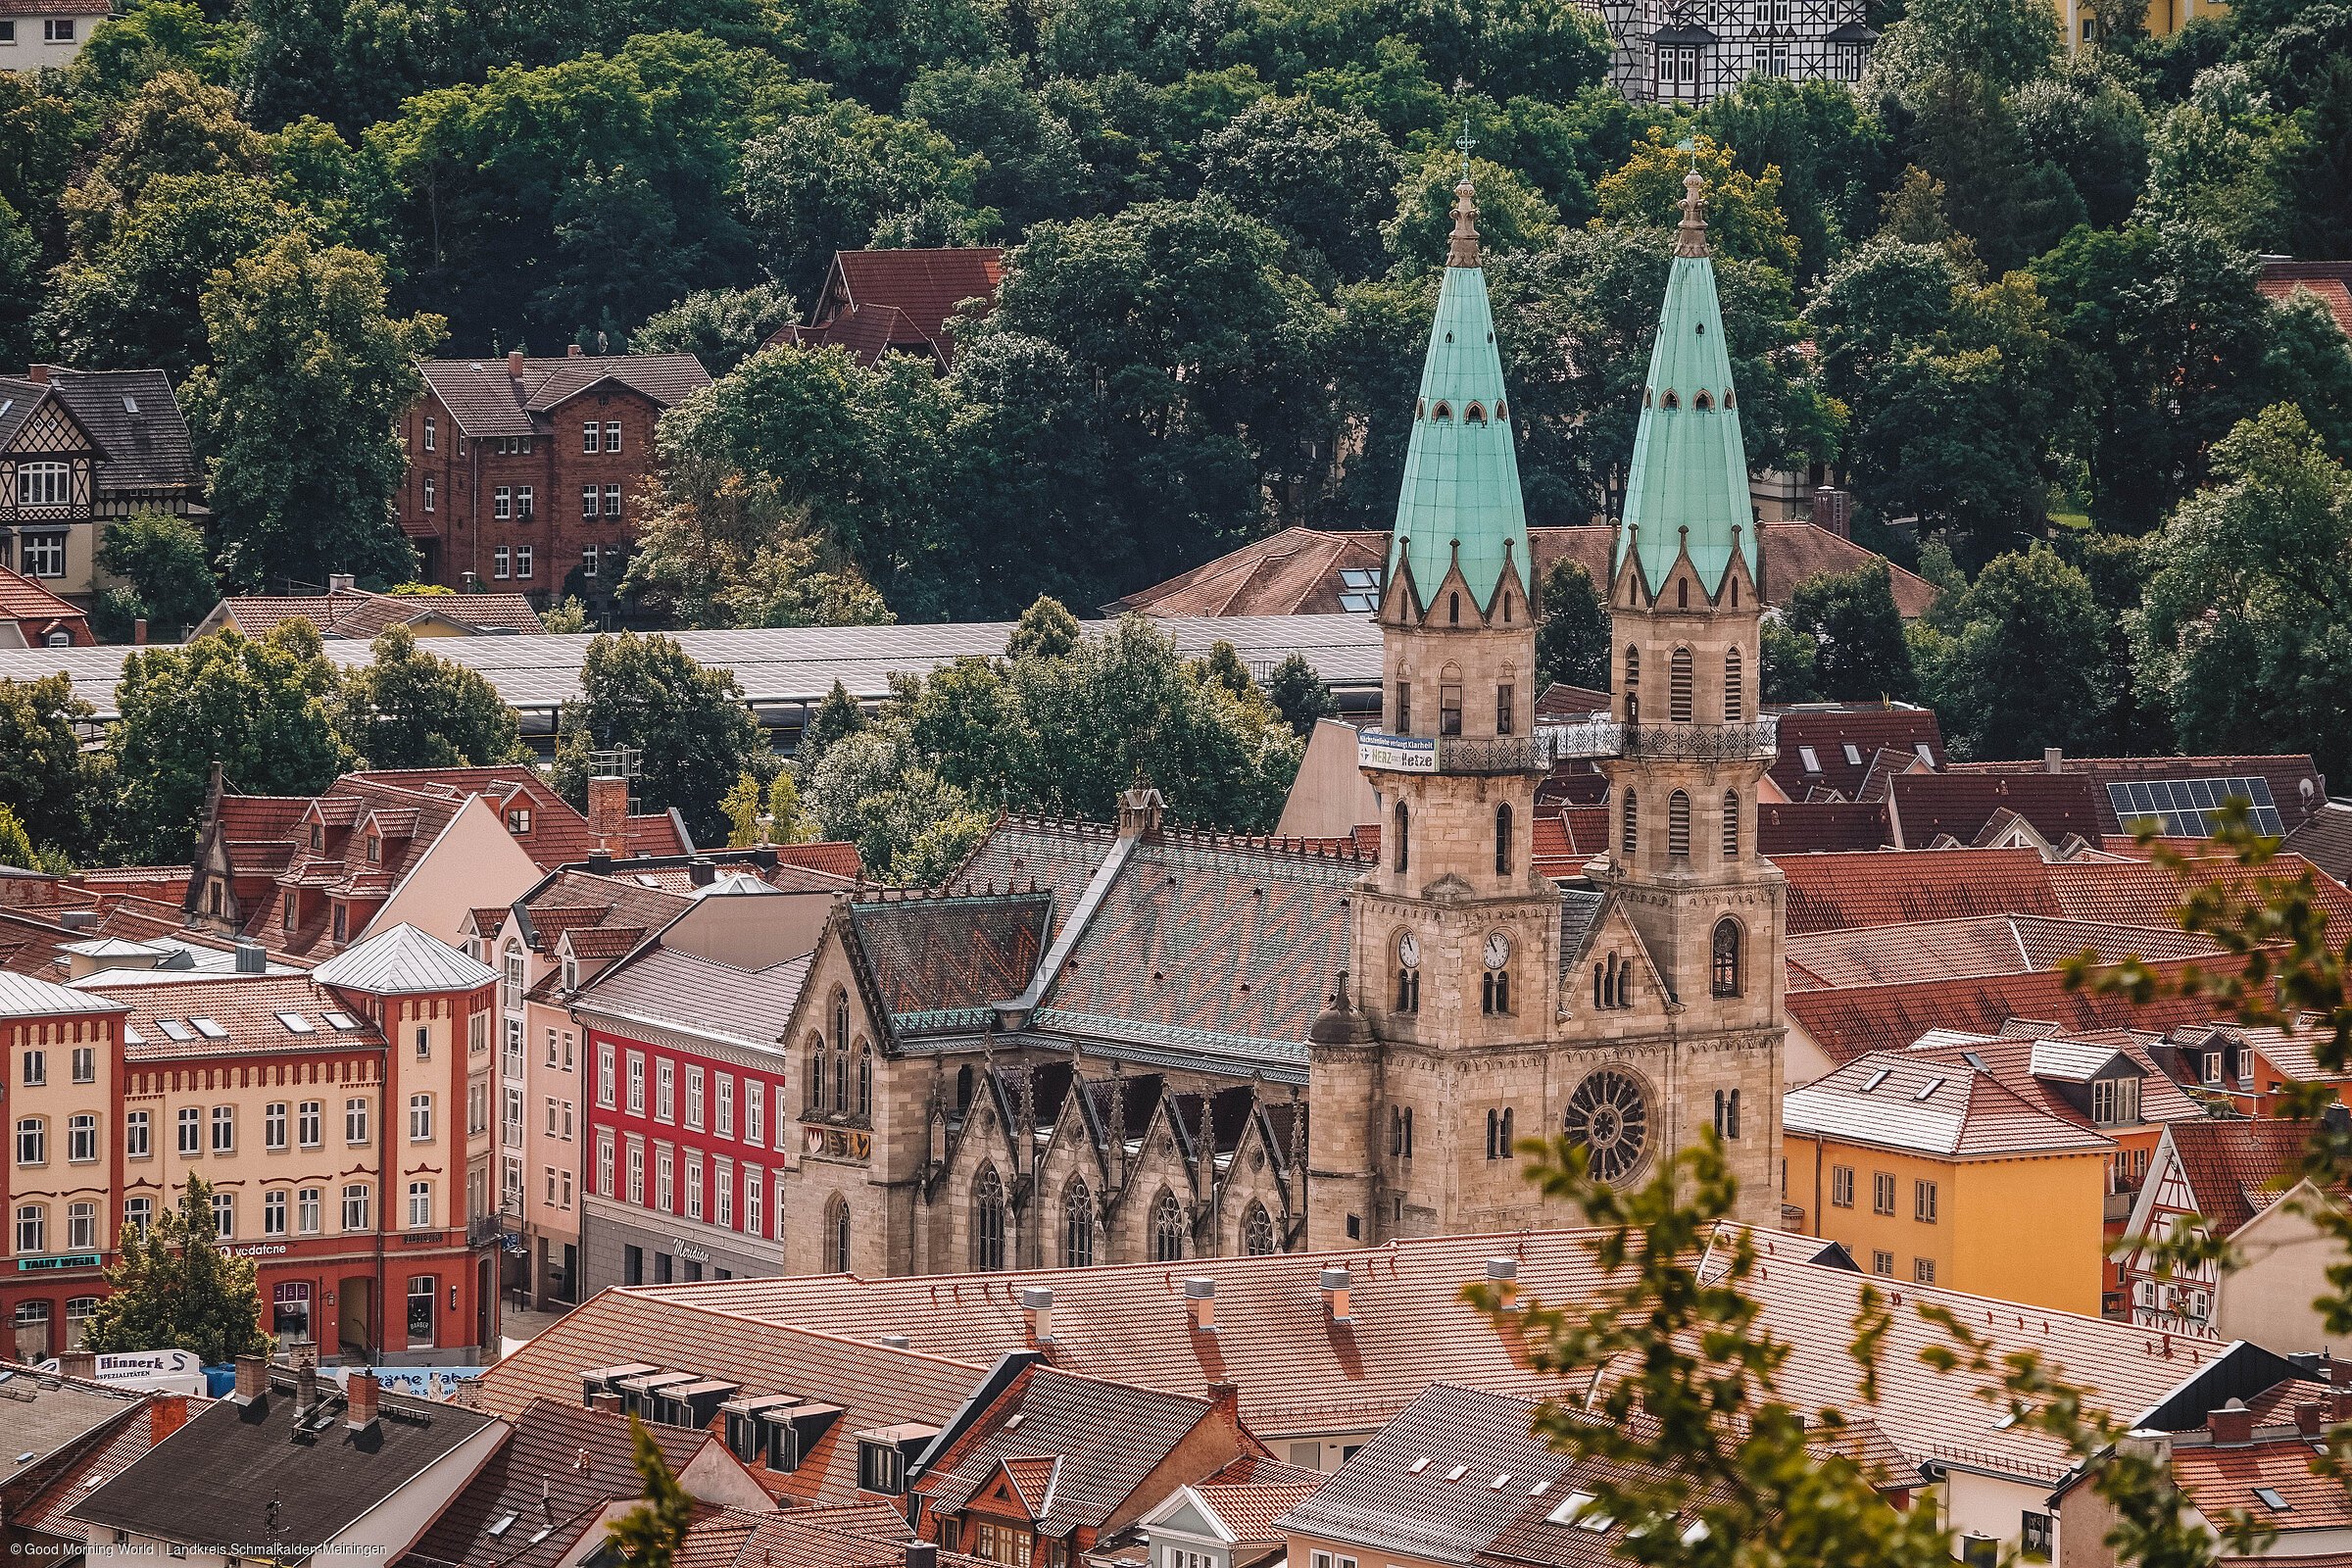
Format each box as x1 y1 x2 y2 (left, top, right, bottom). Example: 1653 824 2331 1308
1616 175 1757 596
1388 191 1529 615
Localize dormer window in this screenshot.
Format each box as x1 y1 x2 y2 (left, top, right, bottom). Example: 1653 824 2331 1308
366 835 380 864
1661 391 1680 411
1693 390 1714 410
858 1438 906 1495
1464 401 1487 424
309 824 322 851
507 808 533 835
563 956 578 991
2202 1052 2222 1086
1432 401 1452 421
2090 1075 2140 1125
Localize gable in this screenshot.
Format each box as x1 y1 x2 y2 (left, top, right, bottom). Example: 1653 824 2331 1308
1146 1494 1231 1544
4 395 96 458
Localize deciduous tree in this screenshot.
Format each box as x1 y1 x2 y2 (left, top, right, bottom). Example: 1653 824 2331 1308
1916 544 2111 759
550 632 772 845
93 510 219 641
1535 558 1609 692
81 1176 271 1365
0 674 91 857
334 623 525 768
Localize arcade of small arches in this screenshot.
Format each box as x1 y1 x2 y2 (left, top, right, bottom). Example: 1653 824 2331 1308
957 1163 1285 1271
806 988 875 1121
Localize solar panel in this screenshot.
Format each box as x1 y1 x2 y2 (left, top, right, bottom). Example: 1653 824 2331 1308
2105 778 2283 838
1338 569 1380 590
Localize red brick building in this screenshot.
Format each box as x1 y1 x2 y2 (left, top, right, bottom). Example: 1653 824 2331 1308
396 350 710 600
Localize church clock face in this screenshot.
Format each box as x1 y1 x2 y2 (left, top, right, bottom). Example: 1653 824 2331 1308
1563 1069 1650 1183
1483 932 1512 969
1397 932 1420 968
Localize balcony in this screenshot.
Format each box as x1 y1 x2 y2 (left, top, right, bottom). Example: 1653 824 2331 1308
1622 717 1780 762
1356 730 1550 776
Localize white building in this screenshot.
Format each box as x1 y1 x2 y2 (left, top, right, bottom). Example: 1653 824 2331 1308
0 0 112 70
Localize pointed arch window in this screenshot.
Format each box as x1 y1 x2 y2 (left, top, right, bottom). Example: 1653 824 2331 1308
972 1165 1007 1271
831 990 851 1113
1623 645 1640 722
1669 790 1691 861
1152 1190 1186 1262
1062 1178 1094 1268
1678 579 1690 609
1722 790 1740 860
856 1042 872 1120
1724 647 1744 722
1432 401 1453 421
1494 803 1513 876
1712 918 1742 997
1669 648 1694 722
1448 593 1460 627
1621 791 1638 857
1661 391 1680 411
1394 802 1410 874
807 1035 826 1112
1395 931 1420 1013
1464 402 1487 425
1694 390 1715 411
1242 1200 1277 1256
825 1196 851 1272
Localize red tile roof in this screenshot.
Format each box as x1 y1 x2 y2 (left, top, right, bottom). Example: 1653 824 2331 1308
1778 849 2063 932
1768 707 1943 800
418 354 711 439
2174 1434 2352 1528
0 564 94 646
2260 260 2352 337
1786 961 2220 1065
1905 1031 2208 1133
1886 772 2104 848
1759 800 1895 855
207 589 544 640
1943 753 2329 835
2163 1118 2320 1236
1785 1050 2117 1157
1785 914 2225 990
88 972 388 1058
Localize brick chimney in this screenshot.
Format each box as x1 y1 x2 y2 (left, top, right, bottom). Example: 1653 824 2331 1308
231 1353 268 1404
587 776 628 854
590 1391 622 1415
508 350 525 378
1205 1380 1241 1429
567 344 584 358
57 1350 96 1380
328 573 356 594
2208 1400 2256 1445
132 617 147 646
148 1393 189 1444
2296 1400 2328 1439
1184 1277 1216 1333
25 365 49 384
346 1370 380 1430
1320 1267 1352 1323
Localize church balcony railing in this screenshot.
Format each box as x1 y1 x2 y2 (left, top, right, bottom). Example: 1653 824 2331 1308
1539 718 1623 760
1622 716 1780 761
1437 737 1551 775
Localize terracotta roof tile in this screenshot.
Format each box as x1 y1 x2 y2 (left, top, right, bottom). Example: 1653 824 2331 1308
1785 914 2225 990
573 946 809 1052
1787 961 2218 1065
1786 1050 2117 1156
1759 801 1895 855
418 355 710 439
1903 1032 2207 1131
1777 849 2062 933
0 564 94 645
1887 772 2103 848
1769 708 1943 801
1943 754 2328 836
87 972 386 1057
215 589 544 640
2259 260 2352 336
2174 1435 2352 1528
2163 1118 2320 1235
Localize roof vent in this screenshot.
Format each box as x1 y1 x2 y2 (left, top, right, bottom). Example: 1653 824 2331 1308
1020 1287 1054 1344
1184 1277 1216 1333
235 939 267 974
1319 1267 1352 1322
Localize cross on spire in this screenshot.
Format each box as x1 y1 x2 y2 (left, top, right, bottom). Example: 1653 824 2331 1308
1455 114 1476 180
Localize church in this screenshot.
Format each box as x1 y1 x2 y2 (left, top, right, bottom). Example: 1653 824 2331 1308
578 169 1789 1287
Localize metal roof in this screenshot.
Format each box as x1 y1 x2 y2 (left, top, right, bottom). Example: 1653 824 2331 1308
0 614 1386 722
0 969 128 1017
311 922 499 994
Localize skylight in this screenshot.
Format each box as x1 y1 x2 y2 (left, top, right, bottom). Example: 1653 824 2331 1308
1915 743 1935 764
1798 746 1822 773
2254 1488 2290 1511
1861 1068 1890 1093
486 1513 517 1538
1546 1491 1597 1526
1406 1457 1430 1474
1444 1465 1469 1482
322 1011 360 1031
1962 1051 1988 1071
277 1012 316 1034
188 1017 226 1039
1913 1077 1943 1101
1490 1474 1513 1490
156 1019 194 1041
1843 743 1863 766
122 395 138 414
1337 567 1382 613
122 1026 145 1045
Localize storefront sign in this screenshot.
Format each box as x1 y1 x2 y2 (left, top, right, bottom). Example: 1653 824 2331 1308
803 1125 872 1160
15 1252 100 1272
671 1240 710 1263
1355 730 1439 773
229 1243 289 1258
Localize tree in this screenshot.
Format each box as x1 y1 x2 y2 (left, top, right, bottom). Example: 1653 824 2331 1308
73 70 268 220
766 770 812 843
1386 150 1560 268
540 597 592 633
1697 76 1897 285
93 510 219 641
81 1175 271 1365
1916 544 2111 759
1867 0 2058 96
1535 559 1610 693
2013 66 2151 230
1006 595 1080 662
187 232 442 591
109 622 355 862
797 679 869 769
2137 64 2297 251
905 61 1091 235
1761 614 1824 703
1201 95 1399 279
1264 651 1340 737
0 674 94 857
0 806 69 873
67 1 241 105
632 283 799 376
739 100 987 301
606 1420 695 1568
2133 404 2352 780
1595 131 1802 278
334 623 525 768
549 632 772 846
1781 560 1919 702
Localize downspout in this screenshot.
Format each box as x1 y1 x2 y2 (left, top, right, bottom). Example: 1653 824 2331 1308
1812 1135 1823 1238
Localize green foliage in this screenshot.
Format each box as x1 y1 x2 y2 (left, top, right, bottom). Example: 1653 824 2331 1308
1386 149 1559 267
1867 0 2059 96
1780 559 1918 702
1264 651 1340 737
1596 131 1802 277
906 61 1092 233
1202 94 1399 279
1916 544 2111 759
70 2 242 105
1534 558 1609 691
81 1176 271 1365
334 623 525 767
767 769 811 842
1007 595 1082 662
0 805 72 873
606 1420 696 1568
633 284 799 376
550 631 774 845
0 193 37 371
797 679 869 768
1697 76 1897 285
2013 65 2151 229
109 622 355 863
2133 404 2352 780
741 98 988 300
2139 65 2298 250
1760 614 1824 703
540 597 593 633
187 231 440 591
94 510 219 641
0 675 93 856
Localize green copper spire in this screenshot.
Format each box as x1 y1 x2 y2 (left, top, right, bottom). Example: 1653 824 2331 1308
1616 170 1758 596
1386 175 1530 616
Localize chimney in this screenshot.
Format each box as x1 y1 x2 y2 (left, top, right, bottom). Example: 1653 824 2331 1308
590 1391 622 1416
292 1341 318 1414
57 1350 96 1380
2043 747 2063 775
1205 1380 1241 1427
688 858 716 888
2296 1400 2328 1439
328 572 356 594
132 617 148 646
905 1545 938 1568
25 365 49 384
1319 1267 1352 1323
148 1393 189 1444
347 1370 380 1430
235 939 267 974
1485 1256 1520 1309
508 349 525 378
587 776 628 855
575 1446 593 1474
567 344 584 358
1021 1286 1054 1345
2208 1400 2256 1445
231 1353 268 1405
1810 486 1852 538
1184 1276 1216 1333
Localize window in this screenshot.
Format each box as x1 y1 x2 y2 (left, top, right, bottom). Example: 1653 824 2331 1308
66 1201 95 1250
1724 647 1744 722
1873 1171 1895 1214
582 485 600 518
598 1041 615 1107
16 1116 44 1166
16 1203 43 1253
746 1166 764 1235
212 1192 234 1239
264 1190 289 1237
1711 918 1741 997
1496 681 1515 735
825 1196 851 1272
1482 953 1510 1016
210 1105 234 1152
422 415 435 452
22 1048 43 1086
746 1081 763 1147
1152 1189 1187 1262
1668 790 1691 860
1622 791 1638 856
856 1045 872 1120
627 1141 644 1204
973 1165 1007 1270
516 485 533 519
583 420 599 454
342 1184 370 1230
1713 1088 1740 1140
657 1148 673 1211
2091 1076 2141 1125
605 421 622 453
1394 678 1411 733
125 1110 150 1158
127 1196 155 1236
1722 790 1740 861
283 893 297 931
582 545 599 577
685 1066 705 1130
1831 1165 1853 1206
597 1130 614 1197
408 1181 432 1229
657 1059 675 1122
1669 648 1693 722
604 485 622 518
346 1097 369 1144
67 1113 95 1162
493 546 510 579
176 1106 200 1155
409 1094 433 1141
72 1046 93 1083
494 485 513 519
516 546 533 579
685 1154 703 1220
1913 1256 1936 1284
715 1074 734 1137
21 533 65 577
1394 802 1409 874
408 1275 435 1348
1655 42 1695 84
1063 1179 1094 1267
1485 1105 1517 1158
20 461 69 506
628 1051 645 1114
1871 1250 1893 1276
858 1438 905 1496
422 476 435 512
1915 1180 1937 1223
1494 803 1512 877
1440 675 1463 736
2022 1511 2053 1559
299 1100 322 1148
714 1160 732 1227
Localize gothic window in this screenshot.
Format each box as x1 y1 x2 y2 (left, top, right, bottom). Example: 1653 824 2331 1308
1712 917 1742 998
1395 931 1421 1013
856 1043 872 1120
1621 791 1638 857
1722 790 1740 860
807 1036 826 1112
1714 1088 1742 1140
825 1196 851 1272
1563 1069 1650 1184
1484 1107 1517 1159
956 1065 975 1113
1395 678 1411 733
1449 593 1460 625
972 1165 1007 1271
1670 649 1693 721
1724 648 1744 722
1482 965 1511 1015
1494 400 1507 421
1678 579 1690 609
1496 681 1516 735
1432 401 1452 421
1623 646 1640 721
1494 804 1513 876
1464 402 1487 424
1669 790 1691 861
1660 390 1681 411
1063 1178 1094 1268
832 992 851 1113
1242 1201 1277 1255
1151 1190 1186 1262
1395 802 1410 874
1440 668 1463 734
1694 390 1714 410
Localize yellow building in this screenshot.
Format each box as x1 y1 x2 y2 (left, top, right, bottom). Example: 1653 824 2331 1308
1784 1051 2116 1316
2064 0 2227 48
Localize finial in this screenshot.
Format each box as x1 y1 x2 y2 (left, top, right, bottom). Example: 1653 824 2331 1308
1676 168 1709 260
1455 112 1476 182
1446 160 1482 269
